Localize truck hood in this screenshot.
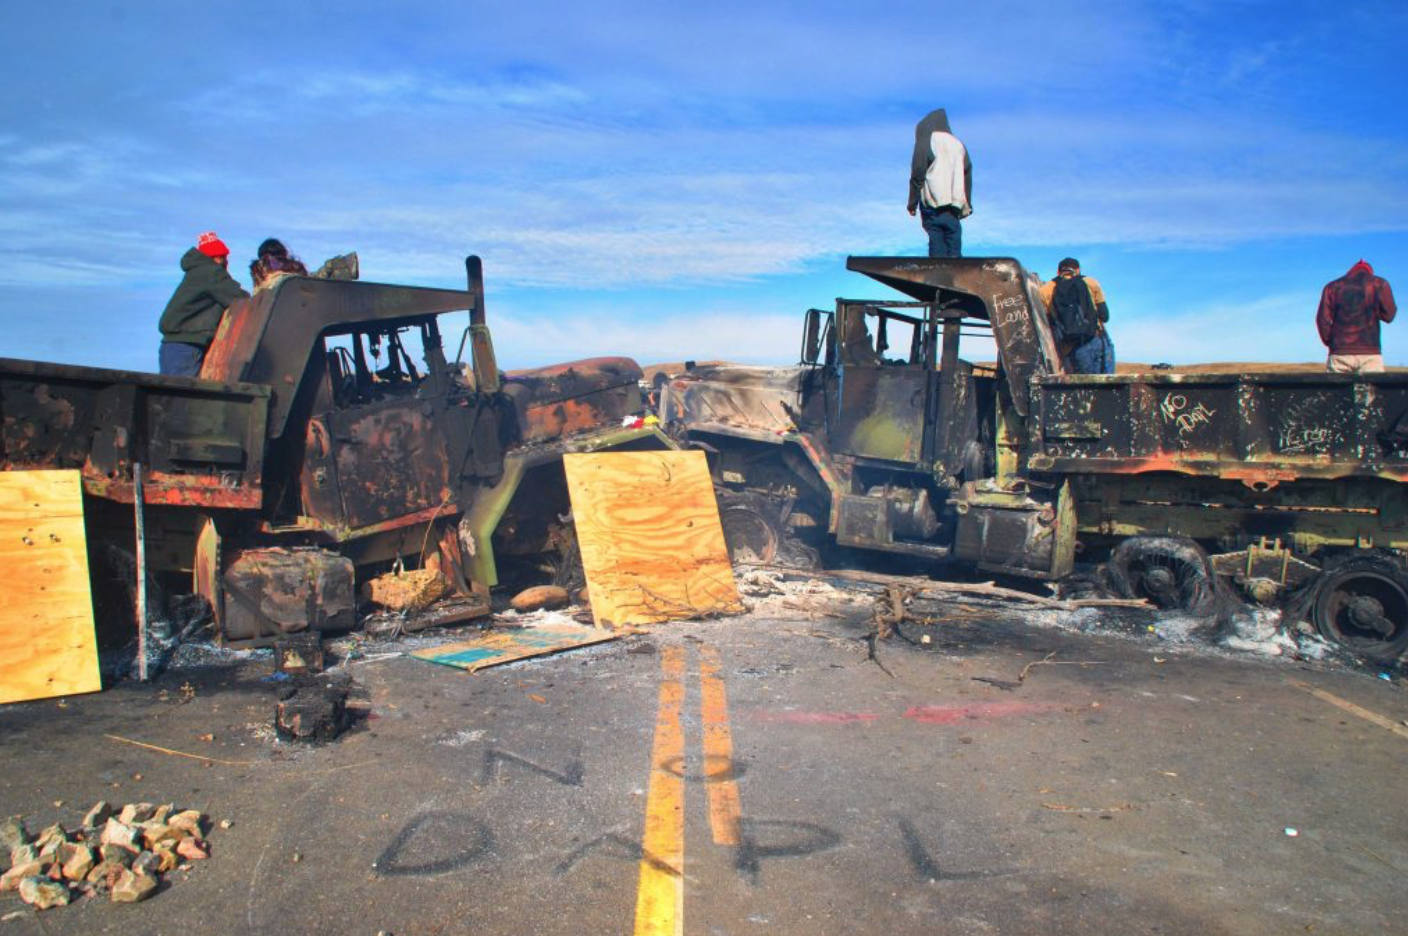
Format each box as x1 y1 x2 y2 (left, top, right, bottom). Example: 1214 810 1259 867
660 364 807 438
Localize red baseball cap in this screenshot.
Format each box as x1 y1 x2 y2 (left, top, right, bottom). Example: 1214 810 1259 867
196 231 231 258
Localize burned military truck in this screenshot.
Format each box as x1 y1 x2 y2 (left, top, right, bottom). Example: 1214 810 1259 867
661 256 1408 660
1 257 666 643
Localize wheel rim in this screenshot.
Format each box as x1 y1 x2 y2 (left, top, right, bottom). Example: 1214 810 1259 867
1314 569 1408 656
719 506 778 564
1112 540 1214 613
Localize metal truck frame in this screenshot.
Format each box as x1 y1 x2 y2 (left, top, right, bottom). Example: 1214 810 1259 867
2 256 669 644
661 256 1408 661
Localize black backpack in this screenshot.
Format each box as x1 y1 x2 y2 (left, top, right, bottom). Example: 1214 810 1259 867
1051 275 1097 342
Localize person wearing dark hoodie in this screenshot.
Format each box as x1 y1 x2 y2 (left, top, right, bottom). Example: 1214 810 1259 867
158 231 249 377
907 108 972 258
1316 260 1397 373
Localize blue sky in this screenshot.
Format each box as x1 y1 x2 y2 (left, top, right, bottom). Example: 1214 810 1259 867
3 0 1407 371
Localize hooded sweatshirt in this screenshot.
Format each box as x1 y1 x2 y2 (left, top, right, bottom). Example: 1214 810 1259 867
908 108 973 215
158 248 250 346
1316 260 1397 355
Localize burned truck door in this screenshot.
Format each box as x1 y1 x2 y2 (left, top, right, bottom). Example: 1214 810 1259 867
317 324 454 531
830 301 933 466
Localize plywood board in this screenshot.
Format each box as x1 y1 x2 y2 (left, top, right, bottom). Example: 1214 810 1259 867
0 470 101 704
563 451 743 627
410 624 618 672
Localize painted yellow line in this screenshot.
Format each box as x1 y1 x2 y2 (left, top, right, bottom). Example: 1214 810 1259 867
1291 679 1408 741
699 645 743 846
633 645 686 936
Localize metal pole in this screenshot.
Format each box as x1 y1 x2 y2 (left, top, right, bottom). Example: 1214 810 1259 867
134 462 148 682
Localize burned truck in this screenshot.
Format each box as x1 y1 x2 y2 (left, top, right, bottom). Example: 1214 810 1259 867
1 257 666 644
661 256 1408 660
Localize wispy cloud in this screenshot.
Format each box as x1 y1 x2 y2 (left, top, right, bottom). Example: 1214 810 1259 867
1 0 1405 373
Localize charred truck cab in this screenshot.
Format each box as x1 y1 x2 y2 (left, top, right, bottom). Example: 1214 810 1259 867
2 256 669 644
662 256 1408 661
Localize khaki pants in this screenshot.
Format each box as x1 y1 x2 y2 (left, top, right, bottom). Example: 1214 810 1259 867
1327 353 1385 374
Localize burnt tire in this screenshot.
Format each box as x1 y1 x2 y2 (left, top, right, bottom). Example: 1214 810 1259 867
1108 536 1218 615
1311 554 1408 661
716 490 820 570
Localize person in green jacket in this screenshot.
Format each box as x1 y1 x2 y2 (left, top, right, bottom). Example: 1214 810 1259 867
157 231 250 376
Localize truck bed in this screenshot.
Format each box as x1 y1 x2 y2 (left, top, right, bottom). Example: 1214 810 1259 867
0 357 270 508
1030 371 1408 483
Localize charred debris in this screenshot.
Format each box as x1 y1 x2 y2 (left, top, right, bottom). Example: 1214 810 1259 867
1 253 1406 713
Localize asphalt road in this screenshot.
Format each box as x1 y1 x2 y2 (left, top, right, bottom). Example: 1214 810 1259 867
2 600 1406 936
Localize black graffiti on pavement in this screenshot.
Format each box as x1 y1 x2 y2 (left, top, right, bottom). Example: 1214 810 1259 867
481 747 585 787
734 819 842 884
373 810 494 877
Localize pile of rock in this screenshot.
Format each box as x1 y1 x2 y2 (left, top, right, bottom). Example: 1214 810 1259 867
0 801 214 910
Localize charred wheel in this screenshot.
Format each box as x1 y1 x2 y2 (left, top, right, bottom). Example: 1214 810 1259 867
1312 555 1408 660
716 490 819 569
1108 536 1218 615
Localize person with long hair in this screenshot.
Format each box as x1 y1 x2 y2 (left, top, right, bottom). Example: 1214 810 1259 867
249 238 309 291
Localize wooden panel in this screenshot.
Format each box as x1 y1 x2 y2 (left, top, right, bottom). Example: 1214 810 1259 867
0 470 101 703
564 451 743 628
411 624 618 672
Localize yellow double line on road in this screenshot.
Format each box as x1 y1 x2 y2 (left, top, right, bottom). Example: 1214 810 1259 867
633 644 743 936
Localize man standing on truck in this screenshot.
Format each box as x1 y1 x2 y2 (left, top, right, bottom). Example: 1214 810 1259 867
1040 258 1115 374
1316 260 1397 373
158 231 249 377
907 108 972 258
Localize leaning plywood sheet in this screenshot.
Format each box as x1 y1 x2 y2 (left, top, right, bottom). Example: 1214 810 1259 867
411 624 618 672
0 470 101 704
564 451 744 627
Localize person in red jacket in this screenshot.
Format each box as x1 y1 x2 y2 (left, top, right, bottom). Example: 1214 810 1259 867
1317 260 1397 373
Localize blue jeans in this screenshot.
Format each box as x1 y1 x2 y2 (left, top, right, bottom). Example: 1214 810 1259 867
159 341 205 377
1070 333 1115 374
920 205 962 258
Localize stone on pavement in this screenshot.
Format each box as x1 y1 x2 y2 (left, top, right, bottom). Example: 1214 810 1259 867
0 860 45 892
17 876 69 909
118 803 156 824
152 842 179 873
33 824 66 859
8 843 39 868
100 818 142 853
176 837 210 861
142 824 182 849
59 842 95 881
86 859 128 893
110 868 158 903
81 801 113 829
99 843 134 865
131 850 162 877
168 810 205 836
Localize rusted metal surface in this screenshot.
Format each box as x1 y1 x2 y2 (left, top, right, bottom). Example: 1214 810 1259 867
200 275 476 441
1031 373 1408 483
845 256 1063 415
0 357 269 508
5 256 673 646
221 547 355 644
661 365 806 436
502 357 644 444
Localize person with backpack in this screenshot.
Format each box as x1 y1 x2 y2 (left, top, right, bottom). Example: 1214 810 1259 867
1040 258 1114 374
906 108 972 258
